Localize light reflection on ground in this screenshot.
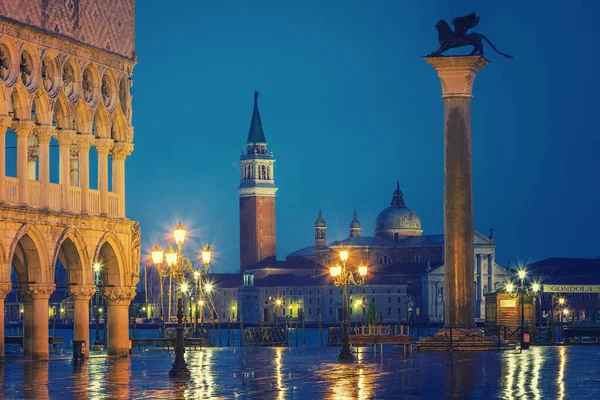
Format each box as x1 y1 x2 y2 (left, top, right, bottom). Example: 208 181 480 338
1 346 599 399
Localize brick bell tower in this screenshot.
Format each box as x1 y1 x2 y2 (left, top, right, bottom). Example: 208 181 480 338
238 92 277 270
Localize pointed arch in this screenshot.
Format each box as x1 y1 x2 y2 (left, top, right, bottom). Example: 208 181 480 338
74 99 92 134
93 104 111 138
111 109 128 142
53 228 92 285
53 93 73 129
0 84 8 116
94 232 127 287
0 239 8 282
8 223 51 284
10 84 32 120
32 89 53 125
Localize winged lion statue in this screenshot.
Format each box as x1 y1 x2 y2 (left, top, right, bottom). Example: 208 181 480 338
429 13 512 58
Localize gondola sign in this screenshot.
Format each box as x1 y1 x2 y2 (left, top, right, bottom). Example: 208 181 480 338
542 285 600 293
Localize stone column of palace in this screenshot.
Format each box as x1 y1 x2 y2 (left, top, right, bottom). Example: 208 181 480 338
95 138 114 216
0 282 12 360
0 116 12 203
111 142 133 218
56 130 76 211
102 287 136 356
75 135 94 213
425 56 488 328
28 135 38 180
70 144 80 186
35 125 55 208
68 285 96 357
12 121 35 205
21 284 55 360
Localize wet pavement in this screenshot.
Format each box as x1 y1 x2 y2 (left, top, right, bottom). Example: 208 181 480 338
1 345 599 399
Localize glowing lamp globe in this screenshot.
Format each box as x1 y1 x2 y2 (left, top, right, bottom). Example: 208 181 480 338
505 283 514 293
563 308 569 316
151 244 164 266
330 266 342 277
198 299 205 306
202 245 213 266
339 250 349 262
532 282 540 293
205 282 214 293
358 265 368 277
173 222 186 245
180 282 189 293
193 271 201 280
275 299 282 306
165 246 177 267
517 269 526 280
558 298 565 305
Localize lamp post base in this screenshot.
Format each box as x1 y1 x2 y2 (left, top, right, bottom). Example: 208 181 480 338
170 294 190 378
169 362 190 378
338 345 354 362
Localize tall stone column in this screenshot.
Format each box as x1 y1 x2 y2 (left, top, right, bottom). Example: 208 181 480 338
425 56 488 328
35 126 55 209
68 285 96 358
21 284 55 360
75 135 94 214
102 287 136 356
476 254 483 318
111 142 133 218
95 138 113 216
0 282 12 360
12 121 35 205
56 130 75 211
0 116 12 203
70 144 80 186
28 135 38 181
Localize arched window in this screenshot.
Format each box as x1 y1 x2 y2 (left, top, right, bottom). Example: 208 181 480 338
380 255 392 265
412 255 423 263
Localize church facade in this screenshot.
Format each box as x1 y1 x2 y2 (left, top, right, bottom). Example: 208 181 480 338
212 93 509 325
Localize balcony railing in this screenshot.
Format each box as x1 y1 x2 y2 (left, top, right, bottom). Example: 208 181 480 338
3 177 121 217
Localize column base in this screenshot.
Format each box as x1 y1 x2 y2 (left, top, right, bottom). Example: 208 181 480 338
32 351 49 361
107 347 130 357
169 362 190 378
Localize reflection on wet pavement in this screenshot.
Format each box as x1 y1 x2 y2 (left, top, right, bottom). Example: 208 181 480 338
1 346 599 399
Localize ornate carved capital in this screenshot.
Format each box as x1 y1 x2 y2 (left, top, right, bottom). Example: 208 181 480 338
102 286 136 306
95 138 114 155
74 134 95 151
0 282 12 299
20 284 56 300
424 56 489 98
111 142 134 160
11 120 36 137
0 115 12 131
55 129 76 146
68 284 97 300
34 125 56 143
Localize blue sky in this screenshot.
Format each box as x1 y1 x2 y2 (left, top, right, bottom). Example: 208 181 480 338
127 1 600 272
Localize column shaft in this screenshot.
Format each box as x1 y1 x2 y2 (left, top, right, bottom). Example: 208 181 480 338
76 136 93 214
36 126 54 209
95 139 113 216
32 296 50 359
57 131 75 211
23 300 34 356
488 255 494 292
70 144 80 186
13 122 35 205
69 285 95 358
111 143 132 218
425 56 488 328
107 305 130 356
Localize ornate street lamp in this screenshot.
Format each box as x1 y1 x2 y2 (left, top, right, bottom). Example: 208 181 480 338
92 262 103 348
329 248 367 361
151 223 212 378
505 268 540 349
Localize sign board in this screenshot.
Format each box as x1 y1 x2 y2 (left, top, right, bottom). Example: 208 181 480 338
500 299 516 308
542 285 600 293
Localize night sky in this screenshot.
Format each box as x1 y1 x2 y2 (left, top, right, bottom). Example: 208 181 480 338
128 1 600 272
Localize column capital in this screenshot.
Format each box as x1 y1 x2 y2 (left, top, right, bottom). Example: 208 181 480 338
102 286 136 306
111 142 134 160
95 138 114 155
68 284 97 300
0 282 12 298
0 115 12 130
33 125 55 143
11 120 36 137
19 284 56 300
424 56 489 98
55 129 76 146
74 134 95 151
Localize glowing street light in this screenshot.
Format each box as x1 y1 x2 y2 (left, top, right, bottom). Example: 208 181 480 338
204 282 214 294
558 297 566 305
275 299 282 306
505 283 514 293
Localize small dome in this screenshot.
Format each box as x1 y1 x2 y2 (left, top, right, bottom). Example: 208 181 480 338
374 183 422 238
314 209 326 228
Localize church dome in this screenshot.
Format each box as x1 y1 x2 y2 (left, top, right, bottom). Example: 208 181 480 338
375 183 422 240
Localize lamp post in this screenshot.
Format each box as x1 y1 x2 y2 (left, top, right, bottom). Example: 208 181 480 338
151 246 171 339
93 262 103 348
150 223 213 378
275 298 282 327
329 249 368 362
505 268 540 349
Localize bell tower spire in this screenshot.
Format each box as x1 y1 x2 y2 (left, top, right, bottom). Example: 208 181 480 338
238 92 277 270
